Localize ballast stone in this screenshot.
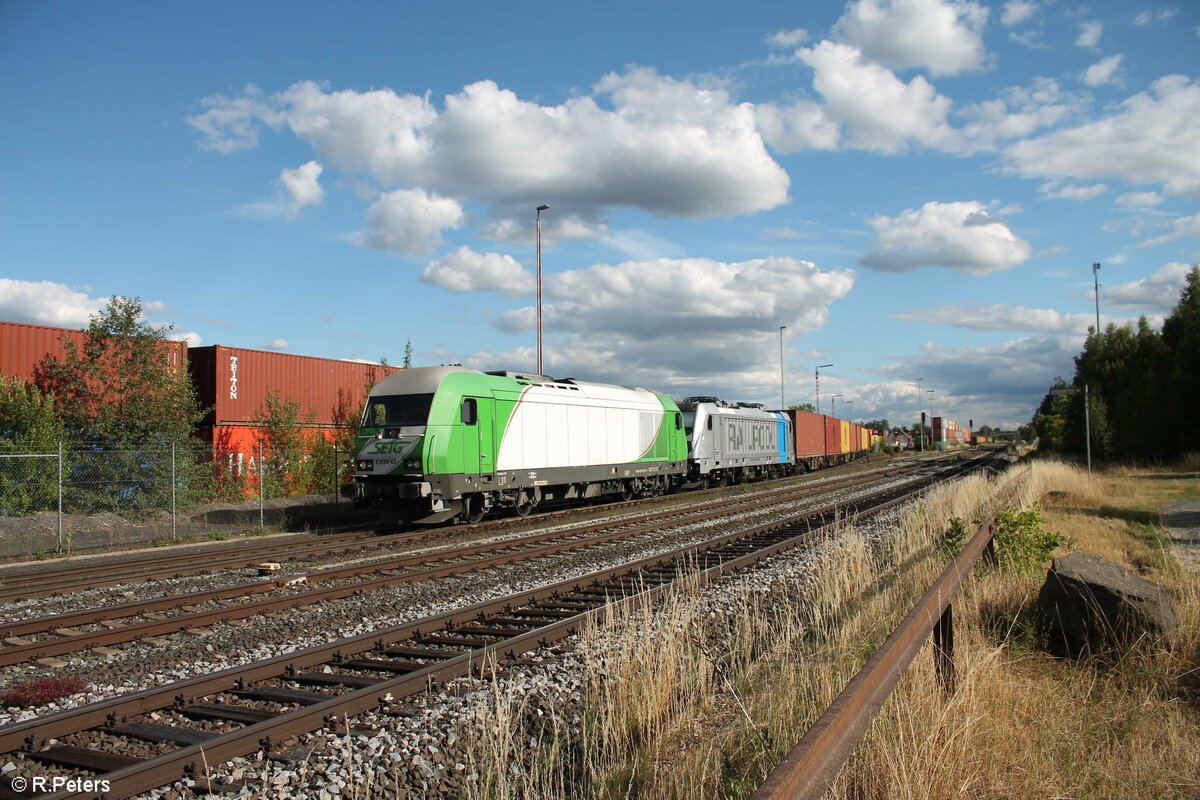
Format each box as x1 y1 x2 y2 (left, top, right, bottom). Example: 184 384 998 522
1038 551 1178 657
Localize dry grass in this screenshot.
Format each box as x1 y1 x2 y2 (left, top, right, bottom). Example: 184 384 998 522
460 459 1200 799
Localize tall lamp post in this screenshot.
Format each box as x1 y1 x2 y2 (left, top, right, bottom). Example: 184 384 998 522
1092 262 1102 337
536 204 550 375
915 377 923 452
831 394 844 419
927 389 935 450
779 326 787 409
815 363 833 414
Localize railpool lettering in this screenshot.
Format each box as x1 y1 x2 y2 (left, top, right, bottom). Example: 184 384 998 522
726 419 772 453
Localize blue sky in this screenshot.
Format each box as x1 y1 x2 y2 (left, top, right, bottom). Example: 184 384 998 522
1 0 1197 429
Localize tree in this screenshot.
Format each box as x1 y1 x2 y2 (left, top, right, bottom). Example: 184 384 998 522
1162 266 1200 455
789 402 816 413
34 296 204 446
402 338 414 369
254 390 319 497
0 376 65 515
861 418 889 433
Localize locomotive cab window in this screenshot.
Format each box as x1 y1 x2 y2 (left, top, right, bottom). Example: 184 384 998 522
461 398 477 426
361 393 434 428
707 416 713 431
675 412 682 430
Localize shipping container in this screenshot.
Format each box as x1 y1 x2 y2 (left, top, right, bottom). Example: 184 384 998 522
839 420 851 454
189 345 398 427
196 423 351 475
824 415 841 459
790 409 827 465
0 320 185 382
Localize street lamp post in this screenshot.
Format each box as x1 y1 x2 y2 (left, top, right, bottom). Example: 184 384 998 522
927 389 935 450
831 394 844 419
915 377 923 452
815 363 833 414
536 204 550 375
1092 262 1102 338
779 326 786 409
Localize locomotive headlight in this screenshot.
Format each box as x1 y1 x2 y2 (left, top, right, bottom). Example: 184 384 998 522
356 459 373 472
405 459 421 470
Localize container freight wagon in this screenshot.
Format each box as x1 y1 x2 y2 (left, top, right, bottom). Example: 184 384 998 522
348 366 688 524
790 409 828 471
678 399 792 486
189 345 398 471
0 320 186 383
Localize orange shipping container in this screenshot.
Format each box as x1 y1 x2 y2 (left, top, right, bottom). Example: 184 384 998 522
0 320 185 382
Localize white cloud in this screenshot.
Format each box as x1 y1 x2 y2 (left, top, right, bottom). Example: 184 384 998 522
860 201 1033 274
958 78 1084 153
0 279 106 327
420 247 533 295
279 161 324 217
877 335 1082 425
170 331 203 348
1134 9 1152 26
1136 211 1200 248
795 41 960 154
189 70 791 222
1115 191 1163 207
1136 8 1180 25
1104 262 1192 311
831 0 990 76
766 28 809 48
263 339 288 350
1001 0 1037 26
754 98 841 152
358 189 464 256
1076 20 1103 49
487 256 855 396
1082 54 1123 87
1038 181 1109 200
1005 76 1200 199
892 303 1135 334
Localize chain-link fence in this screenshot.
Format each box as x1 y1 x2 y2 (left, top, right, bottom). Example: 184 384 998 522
0 440 356 559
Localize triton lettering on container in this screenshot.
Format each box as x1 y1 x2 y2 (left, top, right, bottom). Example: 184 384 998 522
0 320 186 382
678 398 793 487
189 345 398 465
347 366 689 524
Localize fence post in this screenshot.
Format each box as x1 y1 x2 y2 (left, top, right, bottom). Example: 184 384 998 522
171 441 177 541
57 441 64 554
259 441 265 530
933 603 956 694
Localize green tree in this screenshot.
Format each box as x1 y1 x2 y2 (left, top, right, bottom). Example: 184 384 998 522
34 296 204 445
789 402 816 413
254 390 319 497
33 297 206 515
402 338 413 369
0 376 66 515
1162 266 1200 455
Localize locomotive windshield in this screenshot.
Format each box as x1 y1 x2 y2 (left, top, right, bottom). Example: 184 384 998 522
361 393 434 428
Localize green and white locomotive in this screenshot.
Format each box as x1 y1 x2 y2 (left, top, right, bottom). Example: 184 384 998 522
346 366 688 523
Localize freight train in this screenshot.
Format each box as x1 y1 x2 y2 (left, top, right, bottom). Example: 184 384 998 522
346 366 876 524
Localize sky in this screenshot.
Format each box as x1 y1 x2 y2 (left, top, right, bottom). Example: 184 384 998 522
1 1 1197 431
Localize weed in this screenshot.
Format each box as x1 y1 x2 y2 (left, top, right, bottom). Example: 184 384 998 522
206 531 230 541
993 505 1065 574
1 676 87 708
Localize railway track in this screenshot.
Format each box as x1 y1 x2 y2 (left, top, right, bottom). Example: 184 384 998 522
0 450 1000 799
0 453 954 604
0 458 945 667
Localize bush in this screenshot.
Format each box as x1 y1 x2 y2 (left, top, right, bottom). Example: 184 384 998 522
994 505 1065 574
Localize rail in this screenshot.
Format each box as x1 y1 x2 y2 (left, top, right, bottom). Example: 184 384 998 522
753 503 1002 799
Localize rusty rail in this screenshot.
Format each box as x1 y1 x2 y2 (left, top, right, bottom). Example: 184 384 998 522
753 507 1000 799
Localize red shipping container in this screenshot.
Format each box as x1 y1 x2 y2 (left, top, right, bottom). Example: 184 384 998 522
824 415 841 458
790 409 826 459
189 345 397 427
0 320 186 382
